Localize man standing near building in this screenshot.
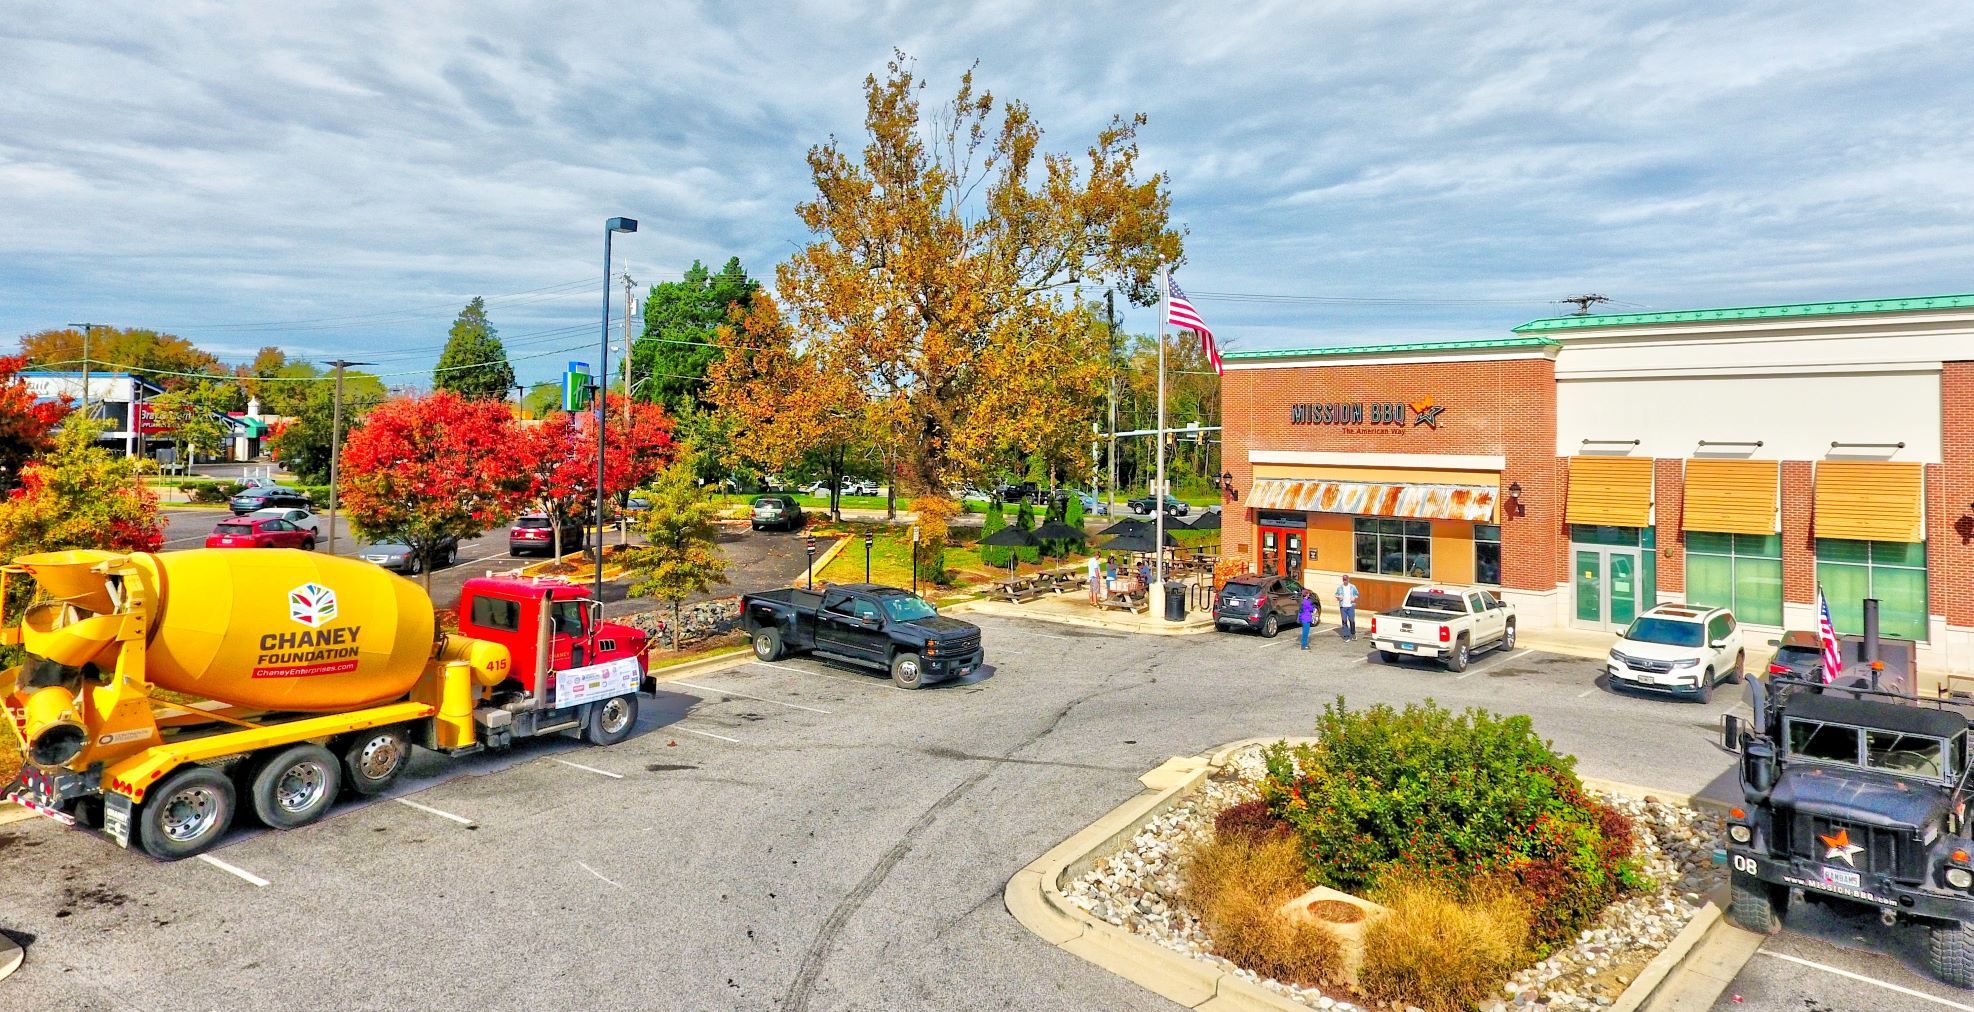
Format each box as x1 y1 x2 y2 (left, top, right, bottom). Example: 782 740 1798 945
1336 575 1359 641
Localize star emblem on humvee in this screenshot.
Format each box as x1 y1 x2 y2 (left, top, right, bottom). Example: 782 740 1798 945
1819 827 1864 867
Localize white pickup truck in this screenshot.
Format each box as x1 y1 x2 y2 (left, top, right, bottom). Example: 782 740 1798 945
1369 586 1517 672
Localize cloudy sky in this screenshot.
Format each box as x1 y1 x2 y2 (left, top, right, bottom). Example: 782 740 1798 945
5 1 1971 385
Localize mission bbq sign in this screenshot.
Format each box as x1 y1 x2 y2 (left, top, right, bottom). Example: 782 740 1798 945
1288 396 1445 430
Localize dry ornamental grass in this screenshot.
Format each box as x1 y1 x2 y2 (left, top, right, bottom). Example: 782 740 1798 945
1357 879 1532 1012
1180 834 1343 988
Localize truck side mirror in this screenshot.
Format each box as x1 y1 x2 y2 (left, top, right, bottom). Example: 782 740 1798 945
589 602 603 631
1720 714 1743 752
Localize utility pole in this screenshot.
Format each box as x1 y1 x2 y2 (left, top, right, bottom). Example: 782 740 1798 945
622 272 637 429
324 359 372 554
66 323 98 427
1560 294 1612 316
1104 292 1119 521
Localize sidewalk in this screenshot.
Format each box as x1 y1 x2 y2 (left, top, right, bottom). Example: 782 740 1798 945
956 592 1218 636
1516 624 1616 661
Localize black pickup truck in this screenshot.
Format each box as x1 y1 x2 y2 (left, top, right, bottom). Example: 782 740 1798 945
740 583 985 689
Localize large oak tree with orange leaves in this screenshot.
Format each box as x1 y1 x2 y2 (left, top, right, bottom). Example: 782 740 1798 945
772 53 1182 494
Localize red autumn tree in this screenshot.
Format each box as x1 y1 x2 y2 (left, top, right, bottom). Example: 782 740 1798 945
338 391 532 591
516 394 675 557
0 354 70 489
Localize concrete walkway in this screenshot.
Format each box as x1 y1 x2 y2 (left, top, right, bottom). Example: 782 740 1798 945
957 592 1219 636
1516 624 1619 661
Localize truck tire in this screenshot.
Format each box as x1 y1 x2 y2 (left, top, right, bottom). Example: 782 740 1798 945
1501 621 1517 652
891 652 927 689
1727 873 1787 935
753 627 784 661
337 726 411 797
1261 613 1280 638
1447 636 1470 673
250 743 341 830
584 693 640 746
1928 920 1974 988
139 765 236 860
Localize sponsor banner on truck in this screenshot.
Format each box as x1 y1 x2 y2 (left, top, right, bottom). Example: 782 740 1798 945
554 656 641 708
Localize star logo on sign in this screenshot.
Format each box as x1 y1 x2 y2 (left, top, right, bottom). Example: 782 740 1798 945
1409 397 1445 429
1819 827 1864 867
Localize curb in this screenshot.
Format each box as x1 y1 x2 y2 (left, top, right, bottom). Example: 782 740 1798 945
1006 743 1745 1012
648 648 756 683
0 932 20 982
958 599 1219 637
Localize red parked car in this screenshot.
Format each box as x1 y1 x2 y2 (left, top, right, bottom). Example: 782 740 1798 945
205 516 317 551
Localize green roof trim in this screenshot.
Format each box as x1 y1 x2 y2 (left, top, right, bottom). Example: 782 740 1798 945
1514 294 1974 333
1222 335 1558 361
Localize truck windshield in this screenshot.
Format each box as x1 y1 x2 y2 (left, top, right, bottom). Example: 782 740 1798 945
1866 729 1948 778
881 596 937 622
1621 617 1703 648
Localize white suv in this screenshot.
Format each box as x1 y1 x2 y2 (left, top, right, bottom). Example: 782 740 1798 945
1606 603 1745 703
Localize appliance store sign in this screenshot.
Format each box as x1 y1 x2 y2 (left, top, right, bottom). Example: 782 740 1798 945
1289 397 1444 430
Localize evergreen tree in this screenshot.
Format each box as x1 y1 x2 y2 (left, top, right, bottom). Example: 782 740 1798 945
978 500 1009 568
1014 500 1039 564
433 297 517 400
633 258 759 416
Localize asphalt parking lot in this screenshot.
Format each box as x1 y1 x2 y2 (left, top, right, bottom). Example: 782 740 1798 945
1 612 1966 1010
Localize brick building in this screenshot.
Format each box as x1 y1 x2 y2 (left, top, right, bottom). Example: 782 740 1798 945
1217 294 1974 672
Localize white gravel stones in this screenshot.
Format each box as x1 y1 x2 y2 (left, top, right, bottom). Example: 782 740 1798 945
1064 746 1723 1011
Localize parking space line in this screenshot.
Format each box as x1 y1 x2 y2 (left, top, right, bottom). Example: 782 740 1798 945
576 861 624 890
198 853 269 887
395 797 477 827
672 680 830 714
675 724 741 743
1757 951 1974 1010
1576 688 1596 698
552 757 625 779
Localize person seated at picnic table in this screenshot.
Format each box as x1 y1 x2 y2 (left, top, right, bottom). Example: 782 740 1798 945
1135 559 1150 593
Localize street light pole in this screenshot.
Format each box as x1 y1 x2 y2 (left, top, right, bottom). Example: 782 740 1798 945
598 217 638 613
67 323 98 426
324 359 372 555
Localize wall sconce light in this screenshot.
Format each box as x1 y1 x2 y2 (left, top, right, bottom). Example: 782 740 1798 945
1219 470 1238 501
1508 482 1523 502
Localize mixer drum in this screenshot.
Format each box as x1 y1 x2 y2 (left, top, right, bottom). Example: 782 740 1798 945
129 549 437 711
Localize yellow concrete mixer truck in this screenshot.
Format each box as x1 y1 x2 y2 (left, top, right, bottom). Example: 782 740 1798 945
1 547 650 860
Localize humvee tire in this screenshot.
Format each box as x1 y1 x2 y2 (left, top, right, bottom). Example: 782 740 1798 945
1928 920 1974 989
1728 873 1787 935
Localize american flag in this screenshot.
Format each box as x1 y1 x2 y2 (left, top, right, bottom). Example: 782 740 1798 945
1817 586 1843 684
1166 276 1223 376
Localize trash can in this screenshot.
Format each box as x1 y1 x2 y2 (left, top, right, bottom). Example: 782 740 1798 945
1164 580 1188 622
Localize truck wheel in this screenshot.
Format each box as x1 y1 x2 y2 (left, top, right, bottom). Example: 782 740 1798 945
753 627 784 661
1261 613 1280 638
139 765 236 861
337 726 411 797
1727 872 1787 935
250 744 341 830
1447 637 1470 672
891 652 926 689
584 693 640 746
1726 651 1745 685
1928 920 1974 988
1501 621 1517 652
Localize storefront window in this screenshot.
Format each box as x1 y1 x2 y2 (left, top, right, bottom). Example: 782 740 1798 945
1815 539 1928 641
1685 532 1782 627
1354 518 1430 579
1474 524 1501 585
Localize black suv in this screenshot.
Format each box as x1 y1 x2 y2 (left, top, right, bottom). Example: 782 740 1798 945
1722 640 1974 986
1127 494 1190 517
1215 574 1312 638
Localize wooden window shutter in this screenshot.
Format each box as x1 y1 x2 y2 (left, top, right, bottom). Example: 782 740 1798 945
1565 456 1653 527
1814 461 1924 543
1682 459 1779 535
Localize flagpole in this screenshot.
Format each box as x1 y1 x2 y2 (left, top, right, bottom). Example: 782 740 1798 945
1155 262 1169 607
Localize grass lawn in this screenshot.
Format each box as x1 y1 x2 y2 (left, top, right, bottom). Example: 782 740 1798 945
813 521 1093 592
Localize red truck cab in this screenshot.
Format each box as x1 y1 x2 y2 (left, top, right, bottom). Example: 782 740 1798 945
456 576 650 695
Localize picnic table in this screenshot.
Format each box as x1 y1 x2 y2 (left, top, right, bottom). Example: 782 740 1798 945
992 574 1047 603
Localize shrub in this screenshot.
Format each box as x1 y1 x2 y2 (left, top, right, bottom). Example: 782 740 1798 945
1358 878 1529 1012
183 480 240 504
978 501 1010 567
1214 798 1292 844
1180 834 1342 987
1261 700 1641 948
296 485 331 506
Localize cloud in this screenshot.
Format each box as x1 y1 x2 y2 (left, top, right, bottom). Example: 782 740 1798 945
1 0 1971 383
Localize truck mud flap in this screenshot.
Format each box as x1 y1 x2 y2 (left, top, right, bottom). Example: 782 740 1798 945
103 793 132 848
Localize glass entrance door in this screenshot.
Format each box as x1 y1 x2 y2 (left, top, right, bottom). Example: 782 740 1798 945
1260 529 1282 576
1285 533 1303 579
1573 547 1641 630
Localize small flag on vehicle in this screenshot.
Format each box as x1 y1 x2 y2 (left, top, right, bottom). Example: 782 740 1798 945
1817 585 1843 684
1166 276 1222 376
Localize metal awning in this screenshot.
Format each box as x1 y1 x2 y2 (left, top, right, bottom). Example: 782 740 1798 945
1247 479 1497 522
